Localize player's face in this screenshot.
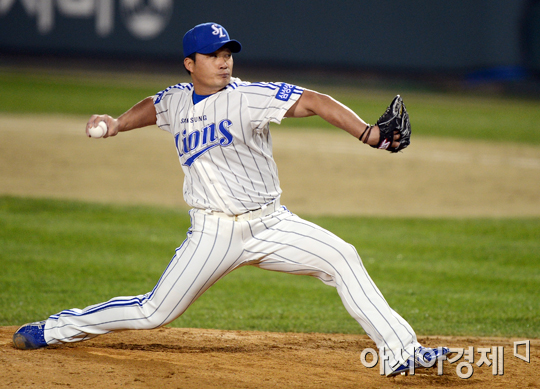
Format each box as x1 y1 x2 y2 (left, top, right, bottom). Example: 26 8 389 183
186 47 234 95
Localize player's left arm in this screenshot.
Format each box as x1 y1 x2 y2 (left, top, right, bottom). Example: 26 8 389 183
285 90 400 149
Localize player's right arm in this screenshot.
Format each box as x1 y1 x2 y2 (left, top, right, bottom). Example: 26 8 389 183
86 96 157 138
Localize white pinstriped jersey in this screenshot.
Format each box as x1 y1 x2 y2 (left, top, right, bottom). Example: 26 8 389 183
153 77 304 215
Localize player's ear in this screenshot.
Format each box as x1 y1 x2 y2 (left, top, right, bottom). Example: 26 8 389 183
184 57 195 74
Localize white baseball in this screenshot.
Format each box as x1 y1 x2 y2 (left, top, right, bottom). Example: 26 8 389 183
88 121 108 138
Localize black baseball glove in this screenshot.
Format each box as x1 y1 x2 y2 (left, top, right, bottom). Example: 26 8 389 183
359 95 411 153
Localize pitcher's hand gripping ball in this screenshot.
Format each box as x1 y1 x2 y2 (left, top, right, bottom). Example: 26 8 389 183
88 121 108 138
360 95 411 152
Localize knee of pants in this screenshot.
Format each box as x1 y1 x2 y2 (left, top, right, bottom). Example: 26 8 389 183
328 244 367 279
145 303 187 329
333 243 363 268
140 289 204 329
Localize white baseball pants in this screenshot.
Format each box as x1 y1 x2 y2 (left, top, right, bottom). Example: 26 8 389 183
45 206 420 368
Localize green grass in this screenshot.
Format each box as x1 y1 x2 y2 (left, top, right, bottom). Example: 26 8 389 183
0 70 165 117
1 68 539 144
1 196 539 338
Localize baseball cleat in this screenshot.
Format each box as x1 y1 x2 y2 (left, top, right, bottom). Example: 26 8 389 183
388 358 415 376
13 321 48 350
387 346 450 377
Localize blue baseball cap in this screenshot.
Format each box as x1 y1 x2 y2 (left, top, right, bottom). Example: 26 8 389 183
183 22 242 57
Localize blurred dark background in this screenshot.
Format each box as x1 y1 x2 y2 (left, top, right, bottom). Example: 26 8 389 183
1 0 540 95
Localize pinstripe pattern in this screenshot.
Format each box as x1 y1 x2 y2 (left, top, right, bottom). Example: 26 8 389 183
44 76 421 371
154 78 302 215
46 207 420 368
242 213 419 365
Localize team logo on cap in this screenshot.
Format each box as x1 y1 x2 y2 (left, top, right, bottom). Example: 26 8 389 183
211 24 227 38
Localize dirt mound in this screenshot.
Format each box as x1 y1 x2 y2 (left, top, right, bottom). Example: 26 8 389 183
1 327 537 388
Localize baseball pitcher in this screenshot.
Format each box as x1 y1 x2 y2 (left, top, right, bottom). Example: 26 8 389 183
13 22 447 376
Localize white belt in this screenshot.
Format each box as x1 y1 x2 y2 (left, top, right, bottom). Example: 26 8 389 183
202 199 281 222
